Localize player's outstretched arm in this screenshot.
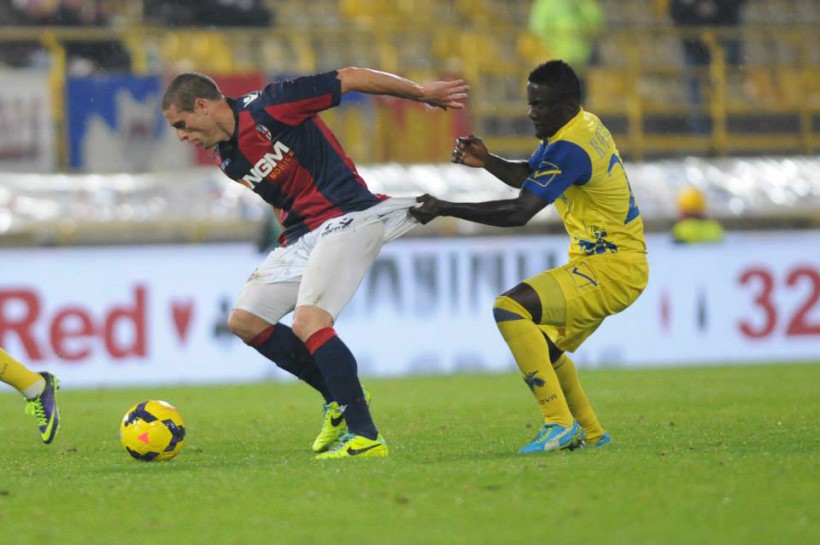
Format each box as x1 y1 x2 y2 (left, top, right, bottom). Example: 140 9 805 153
452 135 530 188
337 67 468 110
410 190 546 228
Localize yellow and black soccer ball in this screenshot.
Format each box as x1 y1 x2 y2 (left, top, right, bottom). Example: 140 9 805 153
120 400 186 462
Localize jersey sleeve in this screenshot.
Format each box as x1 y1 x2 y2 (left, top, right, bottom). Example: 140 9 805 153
522 140 593 204
261 71 342 125
527 141 547 170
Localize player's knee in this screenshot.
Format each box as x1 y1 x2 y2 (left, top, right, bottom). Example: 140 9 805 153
498 282 543 322
227 309 264 341
291 305 334 342
493 295 532 323
226 311 242 337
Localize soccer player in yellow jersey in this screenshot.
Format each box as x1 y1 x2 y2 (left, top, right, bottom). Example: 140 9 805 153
411 60 648 453
1 347 60 444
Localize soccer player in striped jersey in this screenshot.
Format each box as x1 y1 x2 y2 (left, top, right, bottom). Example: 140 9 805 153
1 347 60 444
162 68 468 459
411 60 648 454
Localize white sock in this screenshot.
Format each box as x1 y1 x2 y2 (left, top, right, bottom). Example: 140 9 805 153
22 377 45 400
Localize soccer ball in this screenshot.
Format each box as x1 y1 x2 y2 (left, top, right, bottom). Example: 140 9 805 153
120 400 186 462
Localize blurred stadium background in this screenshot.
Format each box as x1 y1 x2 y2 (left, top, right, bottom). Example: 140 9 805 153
0 0 818 385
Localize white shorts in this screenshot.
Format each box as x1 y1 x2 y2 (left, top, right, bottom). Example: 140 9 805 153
234 197 418 323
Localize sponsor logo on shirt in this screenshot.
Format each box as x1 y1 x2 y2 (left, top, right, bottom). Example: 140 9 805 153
530 161 562 187
239 141 293 188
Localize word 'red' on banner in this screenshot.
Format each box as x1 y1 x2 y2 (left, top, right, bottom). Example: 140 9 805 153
0 232 817 389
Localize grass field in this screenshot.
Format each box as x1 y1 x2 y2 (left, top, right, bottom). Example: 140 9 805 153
1 363 817 545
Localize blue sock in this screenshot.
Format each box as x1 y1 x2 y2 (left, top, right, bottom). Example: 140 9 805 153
306 327 377 440
248 324 332 402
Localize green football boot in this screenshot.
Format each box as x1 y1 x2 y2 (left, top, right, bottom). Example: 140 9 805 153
311 387 372 453
24 372 61 445
315 433 388 460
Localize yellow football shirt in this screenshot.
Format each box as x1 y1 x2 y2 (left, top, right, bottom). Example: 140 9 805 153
523 109 647 260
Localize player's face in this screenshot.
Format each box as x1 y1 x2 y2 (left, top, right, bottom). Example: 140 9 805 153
527 83 568 139
163 100 223 149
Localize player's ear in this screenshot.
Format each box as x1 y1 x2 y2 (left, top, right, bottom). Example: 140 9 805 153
193 97 208 114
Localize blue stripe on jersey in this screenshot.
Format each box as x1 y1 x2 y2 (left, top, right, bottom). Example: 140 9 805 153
607 152 641 225
261 71 342 112
607 153 623 175
624 180 641 225
523 141 592 203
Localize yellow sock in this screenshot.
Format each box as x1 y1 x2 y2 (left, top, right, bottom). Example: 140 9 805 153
0 348 44 399
553 353 607 443
494 296 573 427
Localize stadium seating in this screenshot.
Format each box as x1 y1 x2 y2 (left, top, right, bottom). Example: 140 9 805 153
0 0 817 164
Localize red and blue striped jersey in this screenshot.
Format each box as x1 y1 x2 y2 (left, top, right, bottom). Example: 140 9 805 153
215 71 385 247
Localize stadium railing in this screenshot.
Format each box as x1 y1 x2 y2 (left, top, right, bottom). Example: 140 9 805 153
0 23 817 167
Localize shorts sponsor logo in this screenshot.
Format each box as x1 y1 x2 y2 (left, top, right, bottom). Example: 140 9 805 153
568 262 599 288
321 217 354 236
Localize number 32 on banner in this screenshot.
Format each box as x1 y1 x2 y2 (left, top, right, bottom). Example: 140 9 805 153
738 266 820 339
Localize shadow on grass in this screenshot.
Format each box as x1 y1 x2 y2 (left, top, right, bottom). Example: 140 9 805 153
86 448 311 474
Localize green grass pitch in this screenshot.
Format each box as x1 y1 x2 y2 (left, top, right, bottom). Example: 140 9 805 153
1 363 817 545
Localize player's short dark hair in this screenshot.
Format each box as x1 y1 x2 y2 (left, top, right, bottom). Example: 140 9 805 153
161 72 223 112
528 60 581 106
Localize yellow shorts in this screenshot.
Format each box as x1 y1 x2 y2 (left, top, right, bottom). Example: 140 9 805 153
524 252 649 352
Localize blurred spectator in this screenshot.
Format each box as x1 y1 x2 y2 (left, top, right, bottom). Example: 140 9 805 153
669 0 747 135
144 0 273 27
0 0 38 67
672 185 724 244
0 0 131 73
1 0 28 24
528 0 604 97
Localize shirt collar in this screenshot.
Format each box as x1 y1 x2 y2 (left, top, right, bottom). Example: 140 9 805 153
225 97 240 142
543 108 584 144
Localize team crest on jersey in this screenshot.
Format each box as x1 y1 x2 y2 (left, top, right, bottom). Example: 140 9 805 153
530 161 562 187
256 124 272 142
